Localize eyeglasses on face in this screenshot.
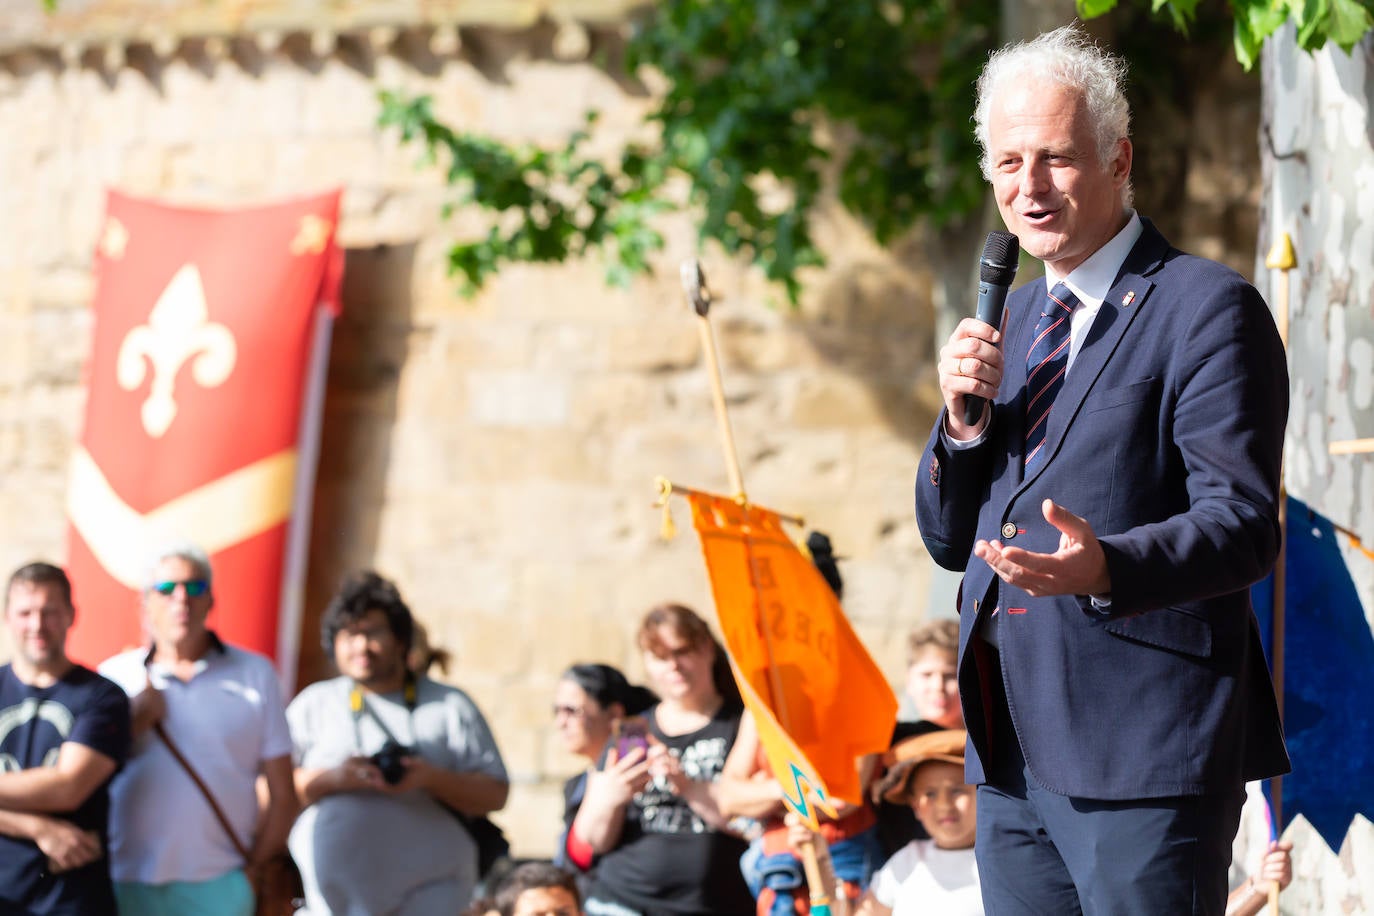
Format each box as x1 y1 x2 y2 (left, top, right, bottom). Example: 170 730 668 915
552 704 590 720
151 579 209 598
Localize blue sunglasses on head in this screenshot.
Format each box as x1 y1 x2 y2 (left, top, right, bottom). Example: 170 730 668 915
151 579 209 598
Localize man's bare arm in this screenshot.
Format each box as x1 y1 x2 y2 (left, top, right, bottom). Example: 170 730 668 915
0 810 102 872
0 742 117 813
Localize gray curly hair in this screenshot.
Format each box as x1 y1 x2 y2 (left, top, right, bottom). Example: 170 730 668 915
973 24 1132 205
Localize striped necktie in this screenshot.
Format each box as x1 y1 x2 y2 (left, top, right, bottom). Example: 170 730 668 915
1024 282 1077 467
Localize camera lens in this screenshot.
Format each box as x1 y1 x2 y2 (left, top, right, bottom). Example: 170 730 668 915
371 742 410 785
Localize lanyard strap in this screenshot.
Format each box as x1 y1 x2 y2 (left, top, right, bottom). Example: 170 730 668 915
349 673 418 753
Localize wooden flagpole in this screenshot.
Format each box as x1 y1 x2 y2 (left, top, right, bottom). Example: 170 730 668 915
1263 232 1295 916
678 260 847 916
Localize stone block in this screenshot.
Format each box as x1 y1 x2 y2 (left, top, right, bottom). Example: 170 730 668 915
716 316 824 374
151 60 214 146
740 429 853 500
196 139 276 195
466 369 571 428
429 319 534 369
569 374 657 428
605 423 736 499
396 354 471 424
84 66 151 150
499 780 567 860
789 372 917 430
298 59 383 135
244 63 307 138
850 619 902 689
608 542 715 640
431 609 531 681
523 591 629 672
840 558 931 635
605 322 700 373
478 260 658 323
25 310 89 387
530 321 611 373
118 143 169 194
364 190 446 246
437 427 607 484
271 137 384 195
30 268 95 313
417 550 518 614
477 678 555 782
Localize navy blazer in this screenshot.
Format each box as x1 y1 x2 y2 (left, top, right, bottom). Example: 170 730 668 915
916 219 1291 799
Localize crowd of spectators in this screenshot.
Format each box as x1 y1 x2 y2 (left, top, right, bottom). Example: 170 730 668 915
0 541 1292 916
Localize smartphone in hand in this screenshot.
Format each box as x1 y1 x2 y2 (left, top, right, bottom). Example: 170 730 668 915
614 716 650 759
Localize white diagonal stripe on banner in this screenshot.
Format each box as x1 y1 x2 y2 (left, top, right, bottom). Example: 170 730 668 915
66 446 298 588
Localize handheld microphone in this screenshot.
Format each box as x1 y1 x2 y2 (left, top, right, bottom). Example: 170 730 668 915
962 231 1020 426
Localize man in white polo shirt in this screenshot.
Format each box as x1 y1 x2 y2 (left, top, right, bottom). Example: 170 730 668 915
99 542 295 916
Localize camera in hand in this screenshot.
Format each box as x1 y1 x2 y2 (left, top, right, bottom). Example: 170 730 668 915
370 740 413 785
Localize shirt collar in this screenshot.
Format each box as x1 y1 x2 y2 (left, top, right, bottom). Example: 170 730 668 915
1044 210 1143 308
143 629 227 672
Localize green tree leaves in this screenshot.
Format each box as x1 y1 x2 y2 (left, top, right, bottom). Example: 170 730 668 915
380 1 1373 302
380 1 996 304
1080 0 1374 71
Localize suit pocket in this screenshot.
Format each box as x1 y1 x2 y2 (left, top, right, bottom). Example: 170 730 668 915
1104 604 1212 658
1088 376 1159 413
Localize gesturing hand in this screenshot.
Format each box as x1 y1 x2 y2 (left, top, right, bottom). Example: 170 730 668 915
974 499 1111 598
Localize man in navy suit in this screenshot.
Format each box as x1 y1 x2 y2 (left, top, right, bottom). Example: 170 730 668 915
915 25 1290 915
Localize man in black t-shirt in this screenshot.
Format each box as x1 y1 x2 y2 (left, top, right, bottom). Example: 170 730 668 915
0 562 130 915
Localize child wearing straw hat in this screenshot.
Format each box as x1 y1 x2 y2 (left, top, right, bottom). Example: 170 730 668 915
855 729 982 916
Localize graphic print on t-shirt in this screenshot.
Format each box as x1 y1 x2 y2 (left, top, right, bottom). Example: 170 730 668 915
638 736 729 835
0 696 72 771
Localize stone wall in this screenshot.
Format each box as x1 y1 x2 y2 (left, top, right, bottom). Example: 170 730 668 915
0 4 939 856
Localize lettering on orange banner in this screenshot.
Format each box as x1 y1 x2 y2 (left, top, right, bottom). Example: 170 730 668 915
688 491 897 807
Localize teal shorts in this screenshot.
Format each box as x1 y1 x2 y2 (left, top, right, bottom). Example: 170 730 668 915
114 868 253 916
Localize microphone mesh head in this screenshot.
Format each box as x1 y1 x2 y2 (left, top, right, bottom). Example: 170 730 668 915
979 231 1020 284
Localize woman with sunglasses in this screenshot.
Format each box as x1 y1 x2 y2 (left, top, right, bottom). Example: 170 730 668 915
553 665 656 881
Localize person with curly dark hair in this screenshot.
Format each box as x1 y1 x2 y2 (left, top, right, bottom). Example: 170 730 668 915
286 571 509 915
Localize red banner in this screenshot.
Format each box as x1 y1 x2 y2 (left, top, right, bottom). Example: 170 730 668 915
65 190 342 680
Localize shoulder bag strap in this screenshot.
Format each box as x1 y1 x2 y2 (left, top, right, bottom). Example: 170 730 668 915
145 669 252 861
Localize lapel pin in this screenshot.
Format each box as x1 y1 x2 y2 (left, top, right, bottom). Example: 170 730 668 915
1122 290 1136 308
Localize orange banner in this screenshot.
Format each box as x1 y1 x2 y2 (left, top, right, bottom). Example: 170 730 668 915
688 493 897 808
65 189 342 678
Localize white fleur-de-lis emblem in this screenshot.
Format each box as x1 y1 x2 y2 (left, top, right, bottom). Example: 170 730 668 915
116 264 237 438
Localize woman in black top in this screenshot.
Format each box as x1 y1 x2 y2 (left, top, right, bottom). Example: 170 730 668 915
577 604 753 916
554 664 656 877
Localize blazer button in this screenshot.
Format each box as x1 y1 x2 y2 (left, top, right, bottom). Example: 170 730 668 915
1001 522 1017 539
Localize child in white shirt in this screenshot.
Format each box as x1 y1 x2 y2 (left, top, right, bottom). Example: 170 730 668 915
856 729 981 916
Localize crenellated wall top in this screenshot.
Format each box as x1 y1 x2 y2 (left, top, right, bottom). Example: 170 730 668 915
0 0 645 62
